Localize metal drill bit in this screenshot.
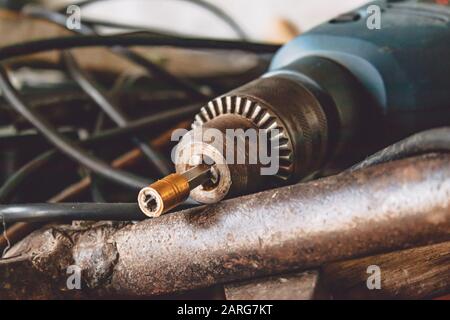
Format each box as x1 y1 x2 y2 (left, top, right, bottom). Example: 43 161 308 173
138 164 213 217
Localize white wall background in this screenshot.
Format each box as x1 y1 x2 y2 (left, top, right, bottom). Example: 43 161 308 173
43 0 370 41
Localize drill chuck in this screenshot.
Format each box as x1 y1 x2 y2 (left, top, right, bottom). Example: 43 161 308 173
176 75 329 203
172 55 367 205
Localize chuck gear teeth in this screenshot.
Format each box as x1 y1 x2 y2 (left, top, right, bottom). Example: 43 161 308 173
192 95 294 180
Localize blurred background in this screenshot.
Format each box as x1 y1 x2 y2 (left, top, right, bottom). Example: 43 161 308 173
37 0 370 42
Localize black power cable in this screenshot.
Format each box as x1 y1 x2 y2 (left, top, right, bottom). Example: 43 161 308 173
24 6 209 100
0 66 150 190
107 47 209 100
0 201 198 223
0 103 201 203
0 33 280 62
0 87 197 122
0 151 54 203
62 51 172 176
0 203 143 223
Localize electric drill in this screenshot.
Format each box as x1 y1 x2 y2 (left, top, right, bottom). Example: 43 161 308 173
138 0 450 217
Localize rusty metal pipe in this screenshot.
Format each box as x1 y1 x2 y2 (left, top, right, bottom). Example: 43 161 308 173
106 154 450 296
2 154 450 298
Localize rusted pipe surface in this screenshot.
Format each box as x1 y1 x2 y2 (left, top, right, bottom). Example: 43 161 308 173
108 154 450 296
1 154 449 298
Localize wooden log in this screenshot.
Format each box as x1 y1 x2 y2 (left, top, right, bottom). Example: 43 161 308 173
224 270 327 300
322 241 450 299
